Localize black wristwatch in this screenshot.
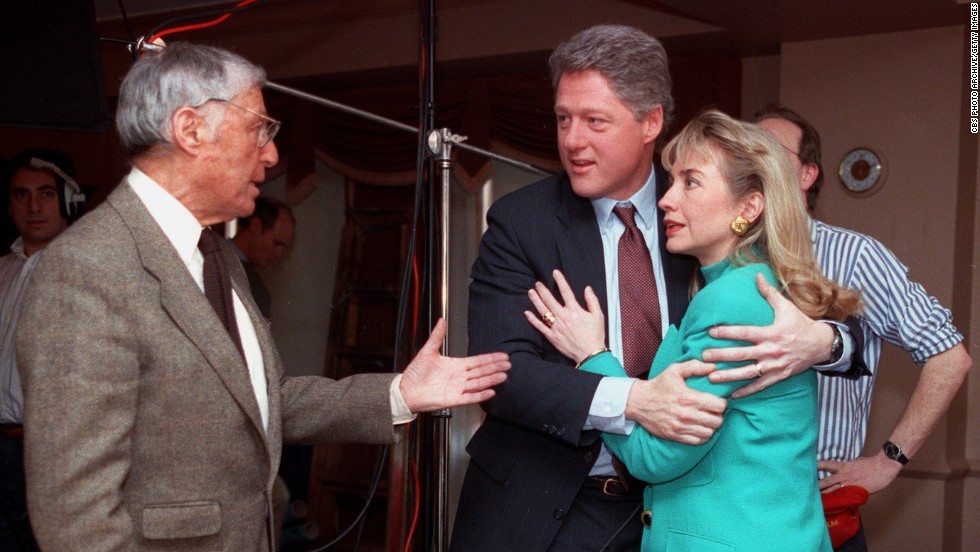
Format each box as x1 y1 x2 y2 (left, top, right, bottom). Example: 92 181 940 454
882 441 909 465
826 324 844 363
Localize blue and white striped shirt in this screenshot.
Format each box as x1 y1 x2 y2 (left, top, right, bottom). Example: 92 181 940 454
811 219 962 474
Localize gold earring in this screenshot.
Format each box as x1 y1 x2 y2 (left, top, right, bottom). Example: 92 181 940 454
730 216 750 235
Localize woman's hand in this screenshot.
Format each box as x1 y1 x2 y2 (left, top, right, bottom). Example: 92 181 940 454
524 270 607 364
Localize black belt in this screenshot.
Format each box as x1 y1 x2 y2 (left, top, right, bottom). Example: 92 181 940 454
0 423 24 438
583 476 642 496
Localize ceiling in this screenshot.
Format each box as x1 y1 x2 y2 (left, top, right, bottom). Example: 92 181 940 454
641 0 970 55
92 0 972 57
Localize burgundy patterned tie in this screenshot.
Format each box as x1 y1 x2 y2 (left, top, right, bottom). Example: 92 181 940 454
613 205 662 377
199 228 244 358
610 204 662 488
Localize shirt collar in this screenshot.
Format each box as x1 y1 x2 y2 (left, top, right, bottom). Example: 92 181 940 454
126 167 204 267
8 237 27 261
591 164 660 230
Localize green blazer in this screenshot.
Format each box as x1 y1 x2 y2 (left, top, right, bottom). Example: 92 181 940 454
582 261 831 552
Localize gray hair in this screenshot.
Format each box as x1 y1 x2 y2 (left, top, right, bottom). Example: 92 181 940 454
549 24 674 131
116 42 266 157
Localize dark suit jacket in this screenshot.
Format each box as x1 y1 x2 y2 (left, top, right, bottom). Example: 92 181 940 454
17 182 398 551
241 258 272 319
451 168 697 551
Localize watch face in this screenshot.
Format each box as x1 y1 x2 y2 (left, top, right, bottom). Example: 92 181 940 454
839 148 883 194
883 441 908 464
884 442 900 457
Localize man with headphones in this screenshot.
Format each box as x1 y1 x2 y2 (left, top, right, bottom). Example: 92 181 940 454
0 148 83 551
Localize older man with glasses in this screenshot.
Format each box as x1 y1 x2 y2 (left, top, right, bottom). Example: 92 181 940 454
15 42 510 552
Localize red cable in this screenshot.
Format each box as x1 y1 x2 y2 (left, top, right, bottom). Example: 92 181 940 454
147 0 259 44
403 218 423 551
403 454 421 552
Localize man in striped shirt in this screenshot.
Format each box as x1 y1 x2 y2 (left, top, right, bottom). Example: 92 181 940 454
755 105 972 552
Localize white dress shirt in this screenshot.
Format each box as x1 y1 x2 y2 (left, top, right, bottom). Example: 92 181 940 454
0 238 37 424
128 168 272 432
585 166 666 475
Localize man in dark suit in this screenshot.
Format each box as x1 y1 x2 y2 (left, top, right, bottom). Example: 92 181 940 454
16 42 509 551
451 25 850 552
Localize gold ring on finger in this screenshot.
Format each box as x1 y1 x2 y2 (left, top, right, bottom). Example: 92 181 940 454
542 311 557 328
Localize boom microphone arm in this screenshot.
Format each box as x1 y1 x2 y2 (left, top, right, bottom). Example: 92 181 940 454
262 81 550 178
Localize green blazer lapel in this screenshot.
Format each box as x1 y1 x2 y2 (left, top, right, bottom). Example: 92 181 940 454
107 184 267 438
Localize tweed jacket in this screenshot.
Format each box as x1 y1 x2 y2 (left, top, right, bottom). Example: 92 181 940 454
17 181 397 551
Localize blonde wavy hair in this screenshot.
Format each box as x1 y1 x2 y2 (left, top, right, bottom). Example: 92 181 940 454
661 110 861 320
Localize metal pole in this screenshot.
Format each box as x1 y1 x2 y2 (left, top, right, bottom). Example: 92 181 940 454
262 73 547 552
426 127 462 552
262 81 549 177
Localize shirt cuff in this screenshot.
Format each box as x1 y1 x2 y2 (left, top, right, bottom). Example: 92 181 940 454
390 374 417 425
812 321 854 373
584 377 637 435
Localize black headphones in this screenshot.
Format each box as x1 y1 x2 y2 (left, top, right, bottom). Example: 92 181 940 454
28 157 86 220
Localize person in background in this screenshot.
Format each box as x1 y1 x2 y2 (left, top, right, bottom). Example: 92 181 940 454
754 104 971 551
0 147 79 551
231 195 295 319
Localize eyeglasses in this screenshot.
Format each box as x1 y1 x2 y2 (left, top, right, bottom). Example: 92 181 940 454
206 98 281 148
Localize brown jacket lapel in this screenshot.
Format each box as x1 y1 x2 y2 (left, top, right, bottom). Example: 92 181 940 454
108 184 269 442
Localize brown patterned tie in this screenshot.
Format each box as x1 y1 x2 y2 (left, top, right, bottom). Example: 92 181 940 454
199 228 244 358
610 204 662 489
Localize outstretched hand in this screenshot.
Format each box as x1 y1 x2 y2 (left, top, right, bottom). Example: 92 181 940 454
704 273 834 398
524 270 607 363
399 319 510 413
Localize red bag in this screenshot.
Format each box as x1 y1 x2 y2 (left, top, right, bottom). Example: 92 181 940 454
821 485 869 548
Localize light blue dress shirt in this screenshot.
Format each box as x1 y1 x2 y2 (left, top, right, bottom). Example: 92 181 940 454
584 166 668 476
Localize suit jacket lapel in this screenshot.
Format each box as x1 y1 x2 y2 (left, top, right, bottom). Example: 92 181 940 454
554 169 694 325
555 176 608 315
107 184 267 439
225 244 282 467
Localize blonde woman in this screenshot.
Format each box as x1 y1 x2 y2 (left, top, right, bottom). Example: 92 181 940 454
527 109 860 551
